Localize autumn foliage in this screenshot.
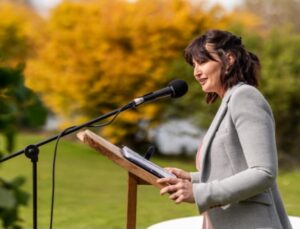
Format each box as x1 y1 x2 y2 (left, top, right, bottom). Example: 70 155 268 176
0 2 47 152
24 0 243 144
2 0 299 161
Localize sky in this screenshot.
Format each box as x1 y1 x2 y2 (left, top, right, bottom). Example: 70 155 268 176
30 0 244 15
205 0 243 10
30 0 60 14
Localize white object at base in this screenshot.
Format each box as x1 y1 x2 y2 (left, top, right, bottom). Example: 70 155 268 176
148 216 300 229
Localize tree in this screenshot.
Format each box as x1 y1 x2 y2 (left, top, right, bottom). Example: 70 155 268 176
0 2 46 227
0 1 47 151
25 0 245 148
259 31 300 163
241 0 300 33
237 0 300 164
0 177 29 229
0 66 47 152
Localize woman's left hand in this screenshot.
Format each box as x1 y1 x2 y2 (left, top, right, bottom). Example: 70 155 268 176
157 177 195 204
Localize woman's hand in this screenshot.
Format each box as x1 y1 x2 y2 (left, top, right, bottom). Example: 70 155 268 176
157 168 194 204
165 167 191 181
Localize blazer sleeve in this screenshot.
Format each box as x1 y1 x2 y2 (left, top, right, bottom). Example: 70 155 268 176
190 172 201 183
193 85 278 213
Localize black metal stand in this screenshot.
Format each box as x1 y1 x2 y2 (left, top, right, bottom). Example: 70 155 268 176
0 101 136 229
24 145 39 229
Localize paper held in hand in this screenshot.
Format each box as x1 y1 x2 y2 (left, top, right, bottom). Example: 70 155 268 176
121 146 176 178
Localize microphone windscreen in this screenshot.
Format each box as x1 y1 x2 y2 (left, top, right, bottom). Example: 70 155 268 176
169 79 188 98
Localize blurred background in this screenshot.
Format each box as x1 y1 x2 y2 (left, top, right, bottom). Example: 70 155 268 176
0 0 299 228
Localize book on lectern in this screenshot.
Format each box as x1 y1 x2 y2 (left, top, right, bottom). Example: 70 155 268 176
121 146 176 178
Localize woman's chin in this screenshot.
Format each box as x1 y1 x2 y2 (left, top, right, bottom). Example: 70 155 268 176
201 86 209 93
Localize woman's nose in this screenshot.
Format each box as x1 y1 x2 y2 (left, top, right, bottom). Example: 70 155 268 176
194 64 202 76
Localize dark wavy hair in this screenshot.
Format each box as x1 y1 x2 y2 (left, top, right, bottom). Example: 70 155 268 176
184 29 260 104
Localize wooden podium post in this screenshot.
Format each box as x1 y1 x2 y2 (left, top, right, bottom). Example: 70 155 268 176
77 130 165 229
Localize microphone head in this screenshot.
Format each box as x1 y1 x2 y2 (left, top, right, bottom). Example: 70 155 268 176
169 79 188 98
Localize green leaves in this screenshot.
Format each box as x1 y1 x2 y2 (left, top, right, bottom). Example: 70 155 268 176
0 187 15 209
0 65 47 152
0 177 29 229
259 30 300 160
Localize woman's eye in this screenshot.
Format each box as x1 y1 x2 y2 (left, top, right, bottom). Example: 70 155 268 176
199 58 209 64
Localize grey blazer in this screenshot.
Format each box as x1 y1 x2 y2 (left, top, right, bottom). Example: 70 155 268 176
191 83 292 229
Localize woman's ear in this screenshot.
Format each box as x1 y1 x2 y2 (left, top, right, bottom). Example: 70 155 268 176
226 52 235 69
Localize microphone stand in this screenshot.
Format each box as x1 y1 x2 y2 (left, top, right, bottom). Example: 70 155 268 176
0 101 135 229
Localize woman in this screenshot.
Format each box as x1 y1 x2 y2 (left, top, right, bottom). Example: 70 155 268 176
157 30 292 229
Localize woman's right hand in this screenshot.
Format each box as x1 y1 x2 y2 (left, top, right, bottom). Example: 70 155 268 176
165 167 191 181
157 168 194 204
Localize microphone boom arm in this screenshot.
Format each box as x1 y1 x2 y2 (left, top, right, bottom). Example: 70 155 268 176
0 101 136 163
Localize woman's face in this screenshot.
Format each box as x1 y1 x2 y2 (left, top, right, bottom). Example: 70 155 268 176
192 47 225 98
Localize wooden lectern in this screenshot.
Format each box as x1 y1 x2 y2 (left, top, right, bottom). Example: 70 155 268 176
77 129 166 229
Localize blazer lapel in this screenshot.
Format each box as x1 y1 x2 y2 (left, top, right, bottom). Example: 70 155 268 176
198 83 244 181
198 101 228 180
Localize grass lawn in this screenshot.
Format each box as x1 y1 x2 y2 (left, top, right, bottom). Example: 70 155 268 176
0 132 299 229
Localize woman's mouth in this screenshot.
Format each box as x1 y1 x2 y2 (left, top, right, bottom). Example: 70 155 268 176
198 77 207 86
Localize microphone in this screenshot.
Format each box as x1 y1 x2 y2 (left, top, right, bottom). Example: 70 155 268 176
133 79 188 106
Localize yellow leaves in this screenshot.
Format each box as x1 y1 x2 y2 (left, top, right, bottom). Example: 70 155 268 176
227 10 261 29
101 124 128 144
0 3 31 29
120 111 142 123
22 0 257 143
0 0 268 147
0 2 39 67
